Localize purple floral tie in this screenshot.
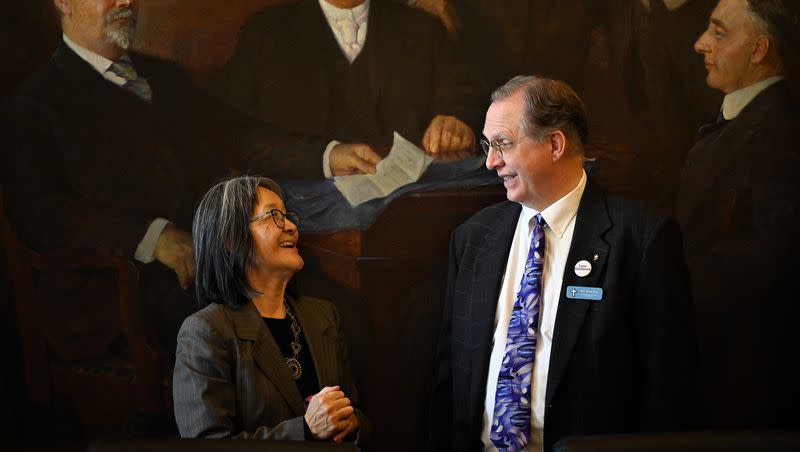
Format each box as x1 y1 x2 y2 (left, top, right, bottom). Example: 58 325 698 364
491 213 545 451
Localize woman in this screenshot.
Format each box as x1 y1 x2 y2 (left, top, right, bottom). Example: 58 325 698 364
173 176 367 443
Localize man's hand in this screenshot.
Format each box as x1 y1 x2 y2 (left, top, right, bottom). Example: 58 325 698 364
422 114 476 161
304 386 355 441
329 143 382 176
153 224 194 289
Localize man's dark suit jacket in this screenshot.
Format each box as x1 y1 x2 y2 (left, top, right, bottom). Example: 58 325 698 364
0 42 327 360
214 0 483 148
430 181 697 451
676 80 800 429
173 296 369 443
4 41 330 254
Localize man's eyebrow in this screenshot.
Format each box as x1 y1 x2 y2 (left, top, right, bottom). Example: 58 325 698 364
710 17 727 30
483 132 511 141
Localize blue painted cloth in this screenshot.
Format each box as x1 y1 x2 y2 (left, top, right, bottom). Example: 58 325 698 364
280 157 500 234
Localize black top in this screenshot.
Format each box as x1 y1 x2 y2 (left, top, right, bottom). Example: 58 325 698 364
262 316 320 400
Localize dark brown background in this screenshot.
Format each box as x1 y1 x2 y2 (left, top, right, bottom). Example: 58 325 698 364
2 0 795 448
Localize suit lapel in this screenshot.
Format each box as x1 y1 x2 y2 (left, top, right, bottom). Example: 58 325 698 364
232 302 304 416
55 42 158 123
292 1 335 126
361 0 385 110
54 42 136 108
290 296 336 388
301 0 344 64
468 202 521 419
545 182 611 405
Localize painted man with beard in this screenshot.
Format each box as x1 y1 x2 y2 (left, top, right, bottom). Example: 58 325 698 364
0 0 336 405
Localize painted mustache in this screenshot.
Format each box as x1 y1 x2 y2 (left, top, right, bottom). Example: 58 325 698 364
105 8 135 26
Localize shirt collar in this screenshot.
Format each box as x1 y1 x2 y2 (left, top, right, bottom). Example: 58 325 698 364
62 33 118 75
318 0 370 21
521 170 587 239
722 75 784 120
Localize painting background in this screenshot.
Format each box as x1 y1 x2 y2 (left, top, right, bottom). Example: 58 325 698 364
1 0 796 447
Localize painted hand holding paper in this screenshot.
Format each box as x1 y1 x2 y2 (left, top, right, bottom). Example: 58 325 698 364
334 132 434 206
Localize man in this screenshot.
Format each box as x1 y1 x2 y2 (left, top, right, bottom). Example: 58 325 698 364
676 0 800 429
214 0 484 174
605 0 722 212
1 0 339 378
430 76 696 451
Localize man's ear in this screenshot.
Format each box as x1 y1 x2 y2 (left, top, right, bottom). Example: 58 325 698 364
549 130 567 163
54 0 71 17
751 34 770 65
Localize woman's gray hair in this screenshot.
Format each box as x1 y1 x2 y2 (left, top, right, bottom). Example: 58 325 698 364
491 75 589 149
192 175 283 309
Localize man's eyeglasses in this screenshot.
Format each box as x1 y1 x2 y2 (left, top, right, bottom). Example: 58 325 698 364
480 138 518 158
249 209 300 229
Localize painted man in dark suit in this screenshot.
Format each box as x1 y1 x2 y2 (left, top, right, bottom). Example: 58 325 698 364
0 0 336 367
215 0 484 172
676 0 800 429
430 76 696 451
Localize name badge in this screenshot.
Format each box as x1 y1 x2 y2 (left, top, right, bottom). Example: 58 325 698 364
566 285 603 301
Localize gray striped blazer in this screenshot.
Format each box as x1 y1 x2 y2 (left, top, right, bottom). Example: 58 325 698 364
173 295 368 442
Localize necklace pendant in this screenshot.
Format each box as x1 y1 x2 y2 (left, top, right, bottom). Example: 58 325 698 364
286 357 303 380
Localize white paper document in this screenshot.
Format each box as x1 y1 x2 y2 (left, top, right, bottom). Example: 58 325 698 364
334 132 433 207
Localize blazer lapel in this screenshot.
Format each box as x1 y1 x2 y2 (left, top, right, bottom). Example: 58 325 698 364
290 296 336 388
232 302 305 416
468 202 521 419
545 182 611 405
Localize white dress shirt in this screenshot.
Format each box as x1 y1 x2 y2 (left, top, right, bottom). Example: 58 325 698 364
62 34 169 264
481 170 587 452
721 76 784 120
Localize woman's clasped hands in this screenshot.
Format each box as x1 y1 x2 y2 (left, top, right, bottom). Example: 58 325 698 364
304 385 359 443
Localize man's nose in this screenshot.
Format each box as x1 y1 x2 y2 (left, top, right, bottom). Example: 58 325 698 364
485 148 502 170
694 30 710 54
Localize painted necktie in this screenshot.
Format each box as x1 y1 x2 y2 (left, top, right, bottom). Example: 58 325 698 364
108 57 152 102
334 8 368 63
491 213 546 451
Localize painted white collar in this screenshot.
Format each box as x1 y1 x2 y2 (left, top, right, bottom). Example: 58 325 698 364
318 0 370 20
722 76 784 120
62 33 116 74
